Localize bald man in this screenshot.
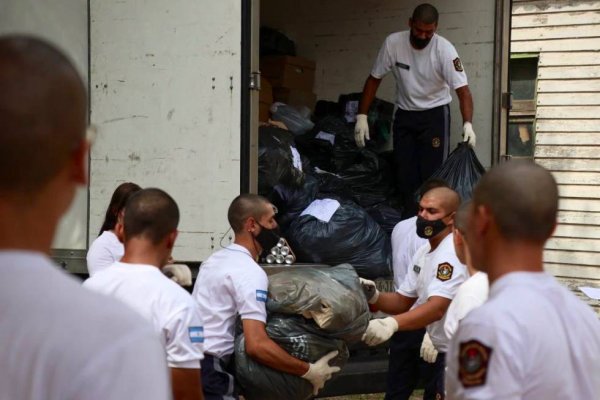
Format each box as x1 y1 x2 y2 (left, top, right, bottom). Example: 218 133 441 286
0 36 170 399
361 187 468 399
446 160 600 399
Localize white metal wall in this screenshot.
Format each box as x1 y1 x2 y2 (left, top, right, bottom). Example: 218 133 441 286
0 0 89 250
89 0 242 261
261 0 496 167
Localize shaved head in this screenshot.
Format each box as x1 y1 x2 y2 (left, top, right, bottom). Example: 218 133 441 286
228 193 272 234
123 188 180 244
0 36 86 194
422 187 461 215
473 160 558 242
412 3 439 24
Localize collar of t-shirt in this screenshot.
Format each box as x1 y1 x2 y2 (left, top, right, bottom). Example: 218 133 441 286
490 271 550 298
226 243 253 258
427 233 453 256
112 261 162 274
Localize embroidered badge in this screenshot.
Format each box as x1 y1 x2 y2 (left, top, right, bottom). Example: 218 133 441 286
256 289 268 302
413 265 421 274
453 57 464 72
188 326 204 343
432 137 441 148
424 226 434 237
436 262 453 281
459 340 493 388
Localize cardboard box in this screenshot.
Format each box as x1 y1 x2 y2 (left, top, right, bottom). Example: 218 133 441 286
260 55 316 92
273 87 317 111
259 77 273 122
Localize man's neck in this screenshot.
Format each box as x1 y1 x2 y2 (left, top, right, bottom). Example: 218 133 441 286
428 229 451 252
234 235 260 261
120 238 167 268
485 239 545 285
0 202 56 254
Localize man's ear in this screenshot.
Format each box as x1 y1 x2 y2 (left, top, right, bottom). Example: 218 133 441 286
244 217 256 234
166 230 178 250
115 220 125 243
474 205 491 237
70 138 89 185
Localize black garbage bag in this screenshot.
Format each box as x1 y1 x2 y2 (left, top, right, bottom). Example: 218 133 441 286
338 93 394 151
267 264 370 343
260 26 296 57
270 175 320 234
427 142 486 201
336 149 393 207
235 314 348 400
366 202 404 236
312 170 355 201
258 126 305 195
287 199 392 279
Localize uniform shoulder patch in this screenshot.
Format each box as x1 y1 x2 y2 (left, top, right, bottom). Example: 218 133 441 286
459 340 493 388
256 289 268 302
453 57 464 72
436 262 454 281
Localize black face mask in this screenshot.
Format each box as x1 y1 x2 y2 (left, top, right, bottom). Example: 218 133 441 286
410 32 432 49
416 215 448 239
254 223 281 252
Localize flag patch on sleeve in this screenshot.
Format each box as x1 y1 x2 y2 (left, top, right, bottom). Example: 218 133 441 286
256 289 268 302
188 326 204 343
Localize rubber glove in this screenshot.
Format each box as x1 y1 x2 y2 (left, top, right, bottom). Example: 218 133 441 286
162 264 193 287
359 277 380 304
362 317 398 346
420 332 438 363
463 122 476 148
354 114 370 148
301 350 341 395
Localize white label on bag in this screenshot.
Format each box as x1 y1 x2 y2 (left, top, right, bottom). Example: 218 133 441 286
300 199 340 223
315 131 336 146
290 146 302 171
344 100 359 123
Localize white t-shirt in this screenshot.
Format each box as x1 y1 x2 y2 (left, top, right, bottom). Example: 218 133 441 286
391 216 428 290
444 271 489 339
398 234 468 352
371 31 468 111
84 262 204 368
446 272 600 399
0 251 170 400
86 230 124 276
192 244 269 358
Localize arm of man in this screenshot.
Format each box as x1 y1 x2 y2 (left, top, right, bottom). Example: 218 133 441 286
358 75 382 114
393 295 451 331
171 368 204 400
374 291 417 315
455 85 473 124
243 319 308 375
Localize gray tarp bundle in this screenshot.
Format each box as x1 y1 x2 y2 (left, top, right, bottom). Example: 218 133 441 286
235 264 369 400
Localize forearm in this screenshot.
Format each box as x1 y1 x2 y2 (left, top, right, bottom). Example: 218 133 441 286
456 85 473 124
374 292 416 315
170 367 203 400
392 297 450 332
358 75 382 114
247 337 309 376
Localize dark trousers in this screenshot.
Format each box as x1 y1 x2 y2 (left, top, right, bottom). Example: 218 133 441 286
385 329 446 400
393 105 451 217
201 354 238 400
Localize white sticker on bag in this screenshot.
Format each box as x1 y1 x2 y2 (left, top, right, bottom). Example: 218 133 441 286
315 131 336 146
290 146 302 171
300 199 341 223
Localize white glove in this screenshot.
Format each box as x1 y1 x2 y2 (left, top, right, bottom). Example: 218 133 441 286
463 122 476 148
420 332 438 363
162 264 192 287
362 317 398 346
354 114 370 148
359 277 380 304
301 350 341 395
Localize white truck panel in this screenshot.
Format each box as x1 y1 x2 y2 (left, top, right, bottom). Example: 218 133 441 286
90 0 241 260
0 0 89 250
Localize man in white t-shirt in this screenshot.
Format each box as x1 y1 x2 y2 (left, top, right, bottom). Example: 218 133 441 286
85 188 205 400
354 3 475 217
0 36 170 400
193 194 340 400
446 160 600 399
361 187 468 399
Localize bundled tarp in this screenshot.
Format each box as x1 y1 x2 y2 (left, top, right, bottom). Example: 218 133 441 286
428 142 486 201
287 199 391 279
267 264 370 343
271 103 315 136
235 264 367 400
258 126 305 195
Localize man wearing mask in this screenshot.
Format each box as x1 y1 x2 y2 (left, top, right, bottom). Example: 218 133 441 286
192 194 339 400
355 3 475 217
361 187 468 399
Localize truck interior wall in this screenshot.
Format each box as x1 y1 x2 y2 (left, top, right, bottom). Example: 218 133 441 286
261 0 496 167
89 0 242 261
0 0 89 250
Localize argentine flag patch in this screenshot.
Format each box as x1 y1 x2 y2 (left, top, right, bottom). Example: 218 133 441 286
256 289 268 303
188 326 204 343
